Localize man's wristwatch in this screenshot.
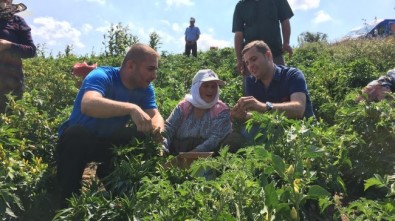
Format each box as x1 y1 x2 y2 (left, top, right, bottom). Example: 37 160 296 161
265 101 273 111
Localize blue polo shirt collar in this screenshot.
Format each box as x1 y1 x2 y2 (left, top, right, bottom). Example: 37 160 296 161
250 65 280 84
272 65 281 82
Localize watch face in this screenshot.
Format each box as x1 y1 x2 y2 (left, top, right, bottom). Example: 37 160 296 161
266 102 273 111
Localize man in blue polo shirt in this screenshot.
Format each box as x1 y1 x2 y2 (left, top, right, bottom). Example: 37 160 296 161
184 17 200 57
231 40 314 141
56 43 165 207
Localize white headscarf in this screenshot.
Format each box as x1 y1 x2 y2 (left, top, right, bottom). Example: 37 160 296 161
185 81 219 109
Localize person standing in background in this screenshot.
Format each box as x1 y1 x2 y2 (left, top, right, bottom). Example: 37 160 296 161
232 0 294 75
184 17 200 57
0 0 36 113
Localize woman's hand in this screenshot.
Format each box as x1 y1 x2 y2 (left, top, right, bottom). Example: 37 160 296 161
230 103 247 122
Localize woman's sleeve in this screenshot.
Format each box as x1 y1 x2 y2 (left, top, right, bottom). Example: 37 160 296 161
194 110 232 152
163 105 183 149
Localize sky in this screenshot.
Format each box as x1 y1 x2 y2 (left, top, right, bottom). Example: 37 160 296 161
16 0 395 56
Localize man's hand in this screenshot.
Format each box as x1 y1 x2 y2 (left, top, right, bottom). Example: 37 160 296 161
282 43 293 59
231 96 267 121
231 103 247 122
236 96 265 112
236 60 247 76
0 39 12 52
151 126 164 143
130 106 154 133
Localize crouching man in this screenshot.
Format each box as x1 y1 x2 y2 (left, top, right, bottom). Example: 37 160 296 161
231 40 314 142
56 43 164 207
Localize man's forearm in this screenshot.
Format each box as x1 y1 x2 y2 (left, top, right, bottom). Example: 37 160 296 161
234 32 244 61
269 101 305 119
281 19 291 44
81 91 136 118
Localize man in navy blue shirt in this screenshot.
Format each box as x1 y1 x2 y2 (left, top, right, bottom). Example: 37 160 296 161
231 40 313 140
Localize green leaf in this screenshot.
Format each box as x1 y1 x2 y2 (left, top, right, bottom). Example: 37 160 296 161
254 147 271 159
364 177 385 191
318 197 332 213
264 182 279 208
303 145 325 158
307 185 331 198
295 160 304 177
383 201 395 213
337 176 347 193
5 207 17 218
272 154 285 175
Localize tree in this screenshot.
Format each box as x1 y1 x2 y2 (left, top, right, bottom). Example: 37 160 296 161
102 23 139 57
64 44 73 57
35 43 47 58
297 32 328 45
149 32 161 51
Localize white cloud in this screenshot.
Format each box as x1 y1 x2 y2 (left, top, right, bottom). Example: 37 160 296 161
207 28 215 34
96 22 111 33
81 24 93 34
31 17 84 48
85 0 106 5
95 21 135 34
288 0 319 11
73 0 106 5
154 30 176 44
165 0 194 7
313 10 332 24
160 20 171 27
159 20 182 33
198 34 232 51
172 23 183 32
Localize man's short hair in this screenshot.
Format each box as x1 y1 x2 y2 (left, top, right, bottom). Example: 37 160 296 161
242 40 271 56
122 43 159 67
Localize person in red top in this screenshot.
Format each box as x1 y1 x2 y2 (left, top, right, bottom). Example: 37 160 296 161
0 0 36 113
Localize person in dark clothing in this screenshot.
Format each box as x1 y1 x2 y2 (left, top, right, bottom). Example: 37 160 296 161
0 0 36 113
232 0 294 72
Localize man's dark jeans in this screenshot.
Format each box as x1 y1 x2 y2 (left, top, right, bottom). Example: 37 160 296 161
56 125 143 207
184 42 197 57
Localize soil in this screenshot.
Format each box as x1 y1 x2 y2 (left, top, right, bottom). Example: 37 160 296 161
19 162 102 221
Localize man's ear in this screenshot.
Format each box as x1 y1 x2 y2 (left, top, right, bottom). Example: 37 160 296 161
264 50 273 60
127 60 136 70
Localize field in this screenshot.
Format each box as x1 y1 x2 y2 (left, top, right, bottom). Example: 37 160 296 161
1 37 395 220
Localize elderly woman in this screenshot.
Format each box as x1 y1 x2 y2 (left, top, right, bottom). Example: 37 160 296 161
163 69 232 154
0 0 36 113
